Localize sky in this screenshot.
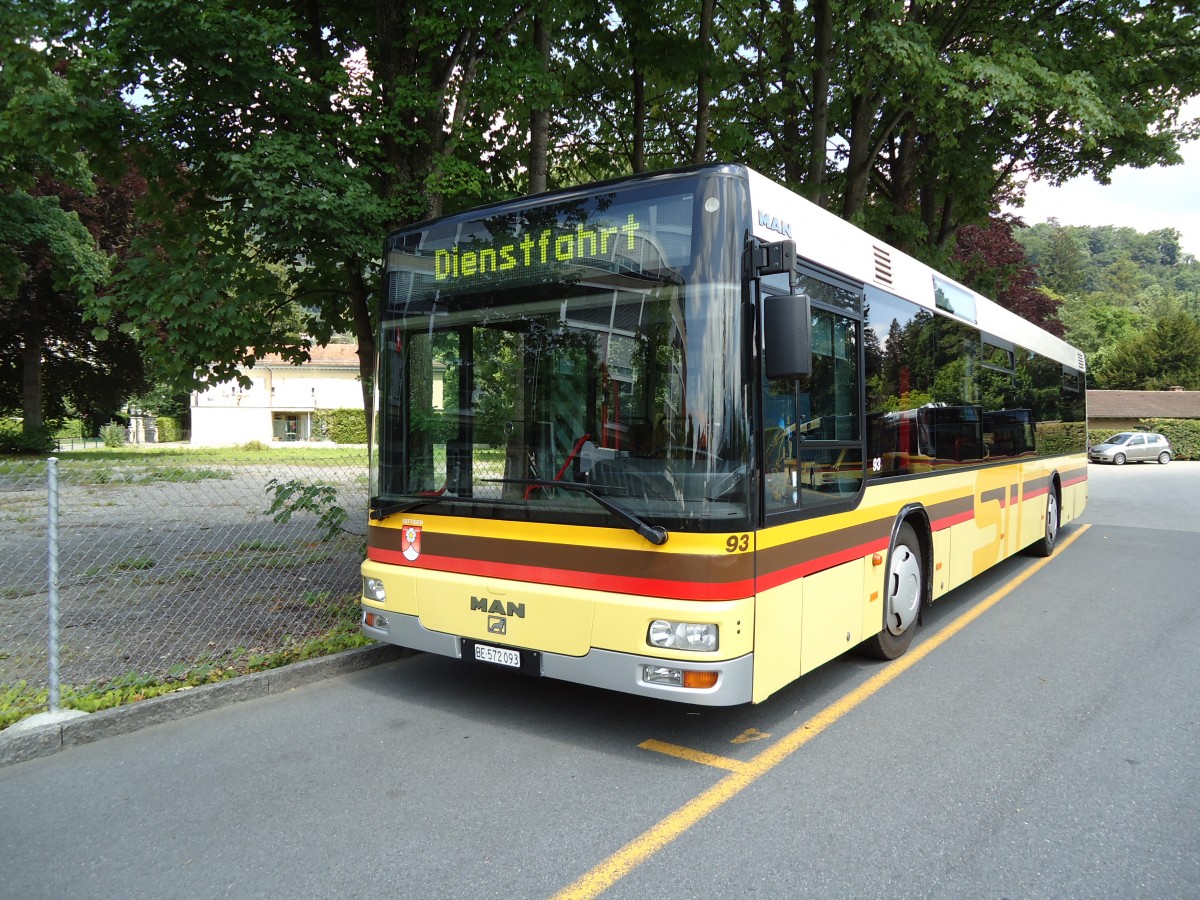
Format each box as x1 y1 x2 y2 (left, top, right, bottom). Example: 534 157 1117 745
1007 98 1200 258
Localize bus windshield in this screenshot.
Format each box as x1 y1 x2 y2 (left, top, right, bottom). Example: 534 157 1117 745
372 171 753 534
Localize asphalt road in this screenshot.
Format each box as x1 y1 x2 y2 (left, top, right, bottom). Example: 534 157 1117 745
2 462 1198 899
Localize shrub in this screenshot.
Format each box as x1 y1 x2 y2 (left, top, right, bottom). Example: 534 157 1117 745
100 421 127 448
264 477 347 540
156 416 181 443
313 408 368 444
0 419 55 454
54 419 86 439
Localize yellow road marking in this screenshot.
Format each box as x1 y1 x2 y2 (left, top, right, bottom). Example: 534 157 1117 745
731 727 771 744
551 525 1089 900
638 740 747 772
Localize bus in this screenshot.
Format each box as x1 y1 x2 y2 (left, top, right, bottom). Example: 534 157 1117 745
361 163 1087 706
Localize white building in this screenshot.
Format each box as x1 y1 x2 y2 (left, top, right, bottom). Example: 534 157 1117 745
190 345 365 446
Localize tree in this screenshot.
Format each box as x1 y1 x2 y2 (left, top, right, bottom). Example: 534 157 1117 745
63 0 537 433
715 1 1200 258
32 0 1200 427
1093 312 1200 390
1 6 116 441
953 216 1063 336
0 173 149 435
1037 228 1089 296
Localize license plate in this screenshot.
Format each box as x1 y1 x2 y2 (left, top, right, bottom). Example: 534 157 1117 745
473 642 522 669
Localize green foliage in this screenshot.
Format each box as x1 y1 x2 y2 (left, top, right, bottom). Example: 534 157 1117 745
1091 313 1200 390
54 419 86 439
1140 419 1200 462
10 0 1197 425
1035 421 1088 457
1016 223 1200 388
114 556 155 572
155 416 181 442
99 421 125 448
313 408 368 444
263 477 347 541
0 419 55 454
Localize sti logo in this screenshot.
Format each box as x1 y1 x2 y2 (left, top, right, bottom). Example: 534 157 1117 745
757 210 792 238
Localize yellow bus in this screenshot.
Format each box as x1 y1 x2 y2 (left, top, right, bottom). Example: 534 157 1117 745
361 164 1087 705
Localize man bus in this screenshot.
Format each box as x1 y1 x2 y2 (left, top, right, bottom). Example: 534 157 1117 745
361 163 1086 705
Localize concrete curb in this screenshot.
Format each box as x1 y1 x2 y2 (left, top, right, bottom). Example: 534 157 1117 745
0 643 411 769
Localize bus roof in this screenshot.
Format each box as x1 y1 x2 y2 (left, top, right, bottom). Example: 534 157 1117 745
745 167 1084 371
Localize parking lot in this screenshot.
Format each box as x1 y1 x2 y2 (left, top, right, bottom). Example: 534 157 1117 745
2 463 1198 899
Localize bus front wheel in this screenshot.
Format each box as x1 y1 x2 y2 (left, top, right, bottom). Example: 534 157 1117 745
859 522 922 660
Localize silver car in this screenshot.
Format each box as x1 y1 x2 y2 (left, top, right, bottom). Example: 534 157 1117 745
1088 431 1173 465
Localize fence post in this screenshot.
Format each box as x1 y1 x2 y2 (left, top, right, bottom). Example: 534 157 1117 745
47 456 61 712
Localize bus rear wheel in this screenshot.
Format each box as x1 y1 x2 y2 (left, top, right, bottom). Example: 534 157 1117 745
859 522 922 660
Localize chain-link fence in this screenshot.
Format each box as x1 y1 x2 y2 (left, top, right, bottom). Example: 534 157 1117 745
1 449 368 727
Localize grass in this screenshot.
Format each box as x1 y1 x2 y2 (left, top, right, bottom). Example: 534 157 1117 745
0 609 371 731
48 445 368 466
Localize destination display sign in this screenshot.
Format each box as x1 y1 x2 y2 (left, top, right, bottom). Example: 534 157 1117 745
386 185 698 301
433 213 647 283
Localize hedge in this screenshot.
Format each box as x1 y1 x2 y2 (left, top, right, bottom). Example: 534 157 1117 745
1035 421 1087 457
156 416 182 442
313 408 368 444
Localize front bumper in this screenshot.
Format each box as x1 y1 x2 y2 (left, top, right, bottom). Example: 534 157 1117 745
363 608 754 706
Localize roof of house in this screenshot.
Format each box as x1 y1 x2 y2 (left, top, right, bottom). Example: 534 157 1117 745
1087 390 1200 419
257 344 361 369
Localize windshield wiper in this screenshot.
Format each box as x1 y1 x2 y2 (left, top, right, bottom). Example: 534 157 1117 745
369 493 448 521
483 478 668 546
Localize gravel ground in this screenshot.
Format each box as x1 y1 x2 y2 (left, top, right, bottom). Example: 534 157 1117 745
1 458 368 700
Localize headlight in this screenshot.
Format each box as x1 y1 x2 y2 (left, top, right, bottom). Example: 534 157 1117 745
647 619 718 652
362 576 386 602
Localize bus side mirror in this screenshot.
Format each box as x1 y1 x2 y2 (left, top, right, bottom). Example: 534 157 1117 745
763 293 812 379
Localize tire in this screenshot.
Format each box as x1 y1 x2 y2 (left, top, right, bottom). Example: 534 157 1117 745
858 522 922 660
1113 453 1126 466
1027 486 1059 558
1159 451 1171 465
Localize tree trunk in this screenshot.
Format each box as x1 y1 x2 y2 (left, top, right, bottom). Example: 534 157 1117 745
530 10 551 193
21 336 44 436
348 264 376 445
806 0 832 204
841 93 878 219
692 0 715 164
631 67 646 173
777 0 804 186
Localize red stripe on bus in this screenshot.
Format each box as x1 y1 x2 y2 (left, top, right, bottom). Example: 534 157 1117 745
366 546 755 601
368 468 1086 599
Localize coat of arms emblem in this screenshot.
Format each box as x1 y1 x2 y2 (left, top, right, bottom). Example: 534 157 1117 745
401 525 421 561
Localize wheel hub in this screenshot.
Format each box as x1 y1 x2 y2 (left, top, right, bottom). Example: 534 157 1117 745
886 545 921 635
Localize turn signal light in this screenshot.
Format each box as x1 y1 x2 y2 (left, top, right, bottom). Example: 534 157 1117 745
682 670 719 689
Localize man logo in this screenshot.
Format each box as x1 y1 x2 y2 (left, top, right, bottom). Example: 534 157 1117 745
757 210 793 238
470 596 526 618
488 616 506 635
